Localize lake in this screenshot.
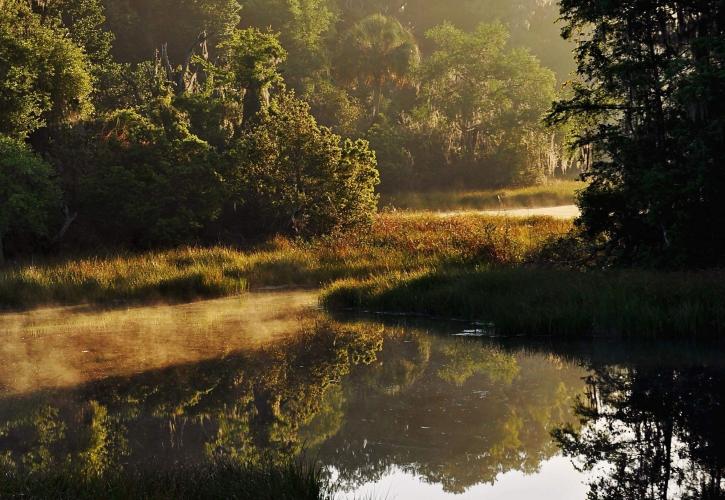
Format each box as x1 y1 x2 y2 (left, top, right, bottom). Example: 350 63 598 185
1 291 723 499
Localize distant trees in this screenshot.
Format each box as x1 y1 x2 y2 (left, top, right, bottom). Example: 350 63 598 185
239 0 337 89
0 3 381 261
1 0 587 259
418 22 557 186
550 1 725 266
88 0 575 193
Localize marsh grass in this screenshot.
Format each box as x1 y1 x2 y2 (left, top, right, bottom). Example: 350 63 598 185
0 248 249 309
321 268 725 337
0 214 571 309
381 181 583 211
0 459 332 500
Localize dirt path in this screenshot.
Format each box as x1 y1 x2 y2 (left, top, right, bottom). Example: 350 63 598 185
426 204 580 219
479 205 580 218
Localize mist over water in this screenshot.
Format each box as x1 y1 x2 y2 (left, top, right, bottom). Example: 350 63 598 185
0 291 316 395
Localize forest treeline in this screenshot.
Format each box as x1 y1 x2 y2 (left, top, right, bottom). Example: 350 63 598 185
2 0 725 267
0 0 575 261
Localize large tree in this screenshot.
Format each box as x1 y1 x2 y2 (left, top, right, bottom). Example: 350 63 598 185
550 1 725 266
418 22 557 185
228 92 379 236
220 28 287 124
0 1 93 139
239 0 337 90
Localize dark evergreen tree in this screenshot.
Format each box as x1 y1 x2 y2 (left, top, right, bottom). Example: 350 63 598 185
549 1 725 266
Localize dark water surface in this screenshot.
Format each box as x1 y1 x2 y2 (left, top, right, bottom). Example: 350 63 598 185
1 292 723 499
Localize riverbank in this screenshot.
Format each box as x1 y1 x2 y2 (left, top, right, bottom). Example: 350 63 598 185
0 213 568 310
321 268 725 337
4 209 725 338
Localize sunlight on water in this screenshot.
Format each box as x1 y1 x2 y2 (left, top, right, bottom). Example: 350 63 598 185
0 291 316 395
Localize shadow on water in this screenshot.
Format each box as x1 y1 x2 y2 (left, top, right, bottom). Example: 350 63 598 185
0 296 724 498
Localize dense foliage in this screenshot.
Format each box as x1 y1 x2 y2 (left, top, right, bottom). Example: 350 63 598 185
0 137 61 263
0 0 385 261
0 1 93 138
93 0 573 194
550 1 725 266
230 93 379 236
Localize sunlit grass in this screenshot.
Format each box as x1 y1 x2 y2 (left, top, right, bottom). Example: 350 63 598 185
381 181 584 211
0 248 249 308
0 213 571 309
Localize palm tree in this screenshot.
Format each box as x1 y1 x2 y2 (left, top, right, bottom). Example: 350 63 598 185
336 14 420 118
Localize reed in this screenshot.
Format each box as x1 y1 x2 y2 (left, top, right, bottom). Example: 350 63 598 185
0 459 332 500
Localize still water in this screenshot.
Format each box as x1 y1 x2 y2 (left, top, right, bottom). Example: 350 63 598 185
1 291 723 499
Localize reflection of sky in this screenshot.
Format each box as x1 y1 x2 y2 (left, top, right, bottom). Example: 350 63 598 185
331 456 587 499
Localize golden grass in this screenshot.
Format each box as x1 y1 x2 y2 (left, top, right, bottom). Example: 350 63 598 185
0 213 571 309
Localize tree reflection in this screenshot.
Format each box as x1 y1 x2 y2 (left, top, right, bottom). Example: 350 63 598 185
314 332 585 493
554 362 725 500
0 315 589 495
0 315 385 480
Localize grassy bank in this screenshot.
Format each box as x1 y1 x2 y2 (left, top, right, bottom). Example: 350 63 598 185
5 209 725 338
381 181 583 211
1 459 331 500
0 213 570 309
321 268 725 337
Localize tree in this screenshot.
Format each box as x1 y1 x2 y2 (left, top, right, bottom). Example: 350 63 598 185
335 0 574 81
219 28 287 124
336 14 420 118
74 102 224 247
240 0 337 90
103 0 241 64
0 1 93 139
0 136 62 264
418 22 557 186
31 0 113 71
549 1 725 266
228 92 379 236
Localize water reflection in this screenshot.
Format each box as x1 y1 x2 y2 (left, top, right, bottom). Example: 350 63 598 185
0 296 724 498
313 330 585 494
552 345 725 500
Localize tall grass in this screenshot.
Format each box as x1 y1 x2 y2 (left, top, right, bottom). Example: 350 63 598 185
321 268 725 337
0 459 332 500
0 214 571 310
381 181 583 211
0 248 249 308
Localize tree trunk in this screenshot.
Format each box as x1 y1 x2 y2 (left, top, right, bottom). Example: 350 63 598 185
0 235 4 267
372 79 384 118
